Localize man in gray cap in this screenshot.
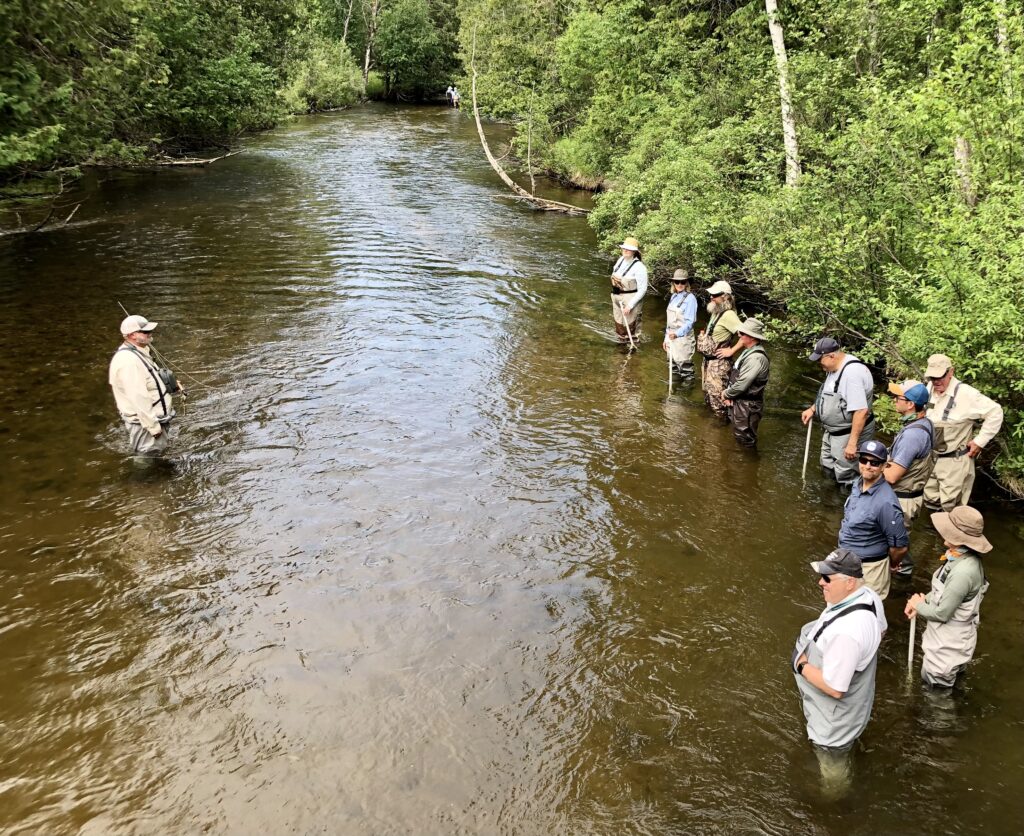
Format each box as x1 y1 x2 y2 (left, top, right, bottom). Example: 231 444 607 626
792 549 885 778
836 439 909 599
905 506 991 687
721 317 770 447
800 337 876 488
663 269 698 379
922 354 1003 510
108 314 178 456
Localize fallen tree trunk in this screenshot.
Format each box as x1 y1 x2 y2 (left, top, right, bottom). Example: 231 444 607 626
470 34 588 216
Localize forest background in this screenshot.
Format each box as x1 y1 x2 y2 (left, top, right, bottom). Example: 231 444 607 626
3 0 1023 494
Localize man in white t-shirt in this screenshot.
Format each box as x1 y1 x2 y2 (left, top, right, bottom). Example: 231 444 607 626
792 548 885 754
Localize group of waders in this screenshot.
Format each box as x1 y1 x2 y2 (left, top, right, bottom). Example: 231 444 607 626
606 237 1006 794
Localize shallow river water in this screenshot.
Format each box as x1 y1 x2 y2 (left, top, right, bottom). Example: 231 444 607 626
1 104 1023 835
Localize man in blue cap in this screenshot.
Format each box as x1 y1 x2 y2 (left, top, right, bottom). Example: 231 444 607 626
837 439 909 600
884 380 935 526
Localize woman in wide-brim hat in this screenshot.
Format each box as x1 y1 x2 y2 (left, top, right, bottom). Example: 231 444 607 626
905 506 991 688
609 237 648 344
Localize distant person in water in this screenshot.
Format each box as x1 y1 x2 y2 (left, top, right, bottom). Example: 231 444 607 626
108 314 180 457
609 237 648 344
696 281 740 419
445 85 454 105
663 269 697 379
451 87 461 109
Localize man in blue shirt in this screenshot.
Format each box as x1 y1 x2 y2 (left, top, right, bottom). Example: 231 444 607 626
838 439 909 600
663 269 698 379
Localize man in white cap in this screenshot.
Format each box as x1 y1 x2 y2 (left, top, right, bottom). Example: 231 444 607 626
696 280 740 418
905 506 991 687
609 237 648 344
108 314 177 456
721 317 770 447
792 549 885 771
922 354 1003 510
800 336 876 488
663 268 697 379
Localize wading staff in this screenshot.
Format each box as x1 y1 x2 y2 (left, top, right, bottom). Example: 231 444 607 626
619 300 637 351
801 416 813 481
907 614 916 673
667 343 673 394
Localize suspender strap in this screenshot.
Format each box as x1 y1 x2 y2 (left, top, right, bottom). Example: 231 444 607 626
119 346 168 417
942 382 961 422
812 601 878 643
832 359 869 393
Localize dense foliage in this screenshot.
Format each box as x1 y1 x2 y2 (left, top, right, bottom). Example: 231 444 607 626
459 0 1024 490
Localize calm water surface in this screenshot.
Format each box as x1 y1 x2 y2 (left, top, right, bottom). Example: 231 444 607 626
1 104 1023 835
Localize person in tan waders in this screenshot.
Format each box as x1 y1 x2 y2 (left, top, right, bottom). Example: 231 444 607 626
609 237 648 344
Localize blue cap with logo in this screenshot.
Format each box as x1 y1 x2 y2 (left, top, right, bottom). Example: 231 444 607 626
857 439 889 462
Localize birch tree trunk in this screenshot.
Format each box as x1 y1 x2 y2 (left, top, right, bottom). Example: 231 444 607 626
342 0 355 45
765 0 801 187
361 0 381 92
954 136 977 208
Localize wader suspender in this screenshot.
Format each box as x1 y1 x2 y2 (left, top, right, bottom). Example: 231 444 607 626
816 359 874 432
812 600 878 643
120 346 169 418
941 382 961 421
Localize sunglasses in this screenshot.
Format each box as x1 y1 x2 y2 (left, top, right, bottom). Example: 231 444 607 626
858 456 884 466
819 574 831 584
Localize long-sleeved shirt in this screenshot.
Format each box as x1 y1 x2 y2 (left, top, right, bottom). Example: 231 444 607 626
926 377 1003 448
611 255 648 311
915 549 986 623
665 291 697 338
837 477 909 560
108 343 173 436
722 346 770 399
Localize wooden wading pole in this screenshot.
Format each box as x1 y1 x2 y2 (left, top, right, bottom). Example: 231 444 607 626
801 417 813 481
620 301 637 351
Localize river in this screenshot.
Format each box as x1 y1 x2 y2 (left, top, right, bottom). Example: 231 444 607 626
1 104 1022 835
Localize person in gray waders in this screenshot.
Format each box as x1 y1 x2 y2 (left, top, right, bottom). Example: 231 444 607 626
663 269 697 379
721 317 770 448
108 314 179 457
905 506 991 688
609 237 648 344
792 549 885 794
801 337 876 488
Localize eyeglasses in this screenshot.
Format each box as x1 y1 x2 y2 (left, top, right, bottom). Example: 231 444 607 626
672 281 688 285
893 395 909 402
819 574 831 584
710 293 723 298
858 456 884 466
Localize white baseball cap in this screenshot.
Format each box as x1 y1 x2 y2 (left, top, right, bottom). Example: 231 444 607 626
707 280 732 296
120 315 158 335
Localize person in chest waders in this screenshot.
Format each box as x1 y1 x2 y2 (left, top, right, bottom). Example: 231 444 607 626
697 281 740 419
905 506 991 689
793 549 886 796
883 380 935 579
922 354 1004 512
108 314 181 458
721 317 770 448
800 337 876 489
609 237 648 344
663 269 697 379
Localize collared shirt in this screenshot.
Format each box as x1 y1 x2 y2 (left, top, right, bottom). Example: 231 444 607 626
722 345 770 399
915 547 986 623
926 376 1004 448
108 342 172 435
838 477 909 560
665 290 697 338
810 587 886 691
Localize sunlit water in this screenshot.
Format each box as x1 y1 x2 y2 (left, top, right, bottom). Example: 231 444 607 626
1 104 1023 834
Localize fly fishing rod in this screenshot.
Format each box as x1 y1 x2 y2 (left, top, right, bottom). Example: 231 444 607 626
117 301 215 391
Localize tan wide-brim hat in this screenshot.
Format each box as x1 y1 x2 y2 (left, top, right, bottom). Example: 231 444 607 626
619 237 640 252
671 268 690 283
931 506 992 554
736 317 767 341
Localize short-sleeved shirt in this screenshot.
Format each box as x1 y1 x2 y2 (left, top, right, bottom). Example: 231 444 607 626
822 355 874 413
711 309 741 344
838 477 909 560
890 417 933 469
810 588 886 692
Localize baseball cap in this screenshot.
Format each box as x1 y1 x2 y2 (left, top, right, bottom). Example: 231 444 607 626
926 354 953 378
706 280 732 296
808 336 840 361
120 315 158 335
857 439 889 461
810 548 864 578
887 379 928 407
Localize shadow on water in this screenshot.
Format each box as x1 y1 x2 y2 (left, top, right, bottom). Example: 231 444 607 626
0 103 1023 834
